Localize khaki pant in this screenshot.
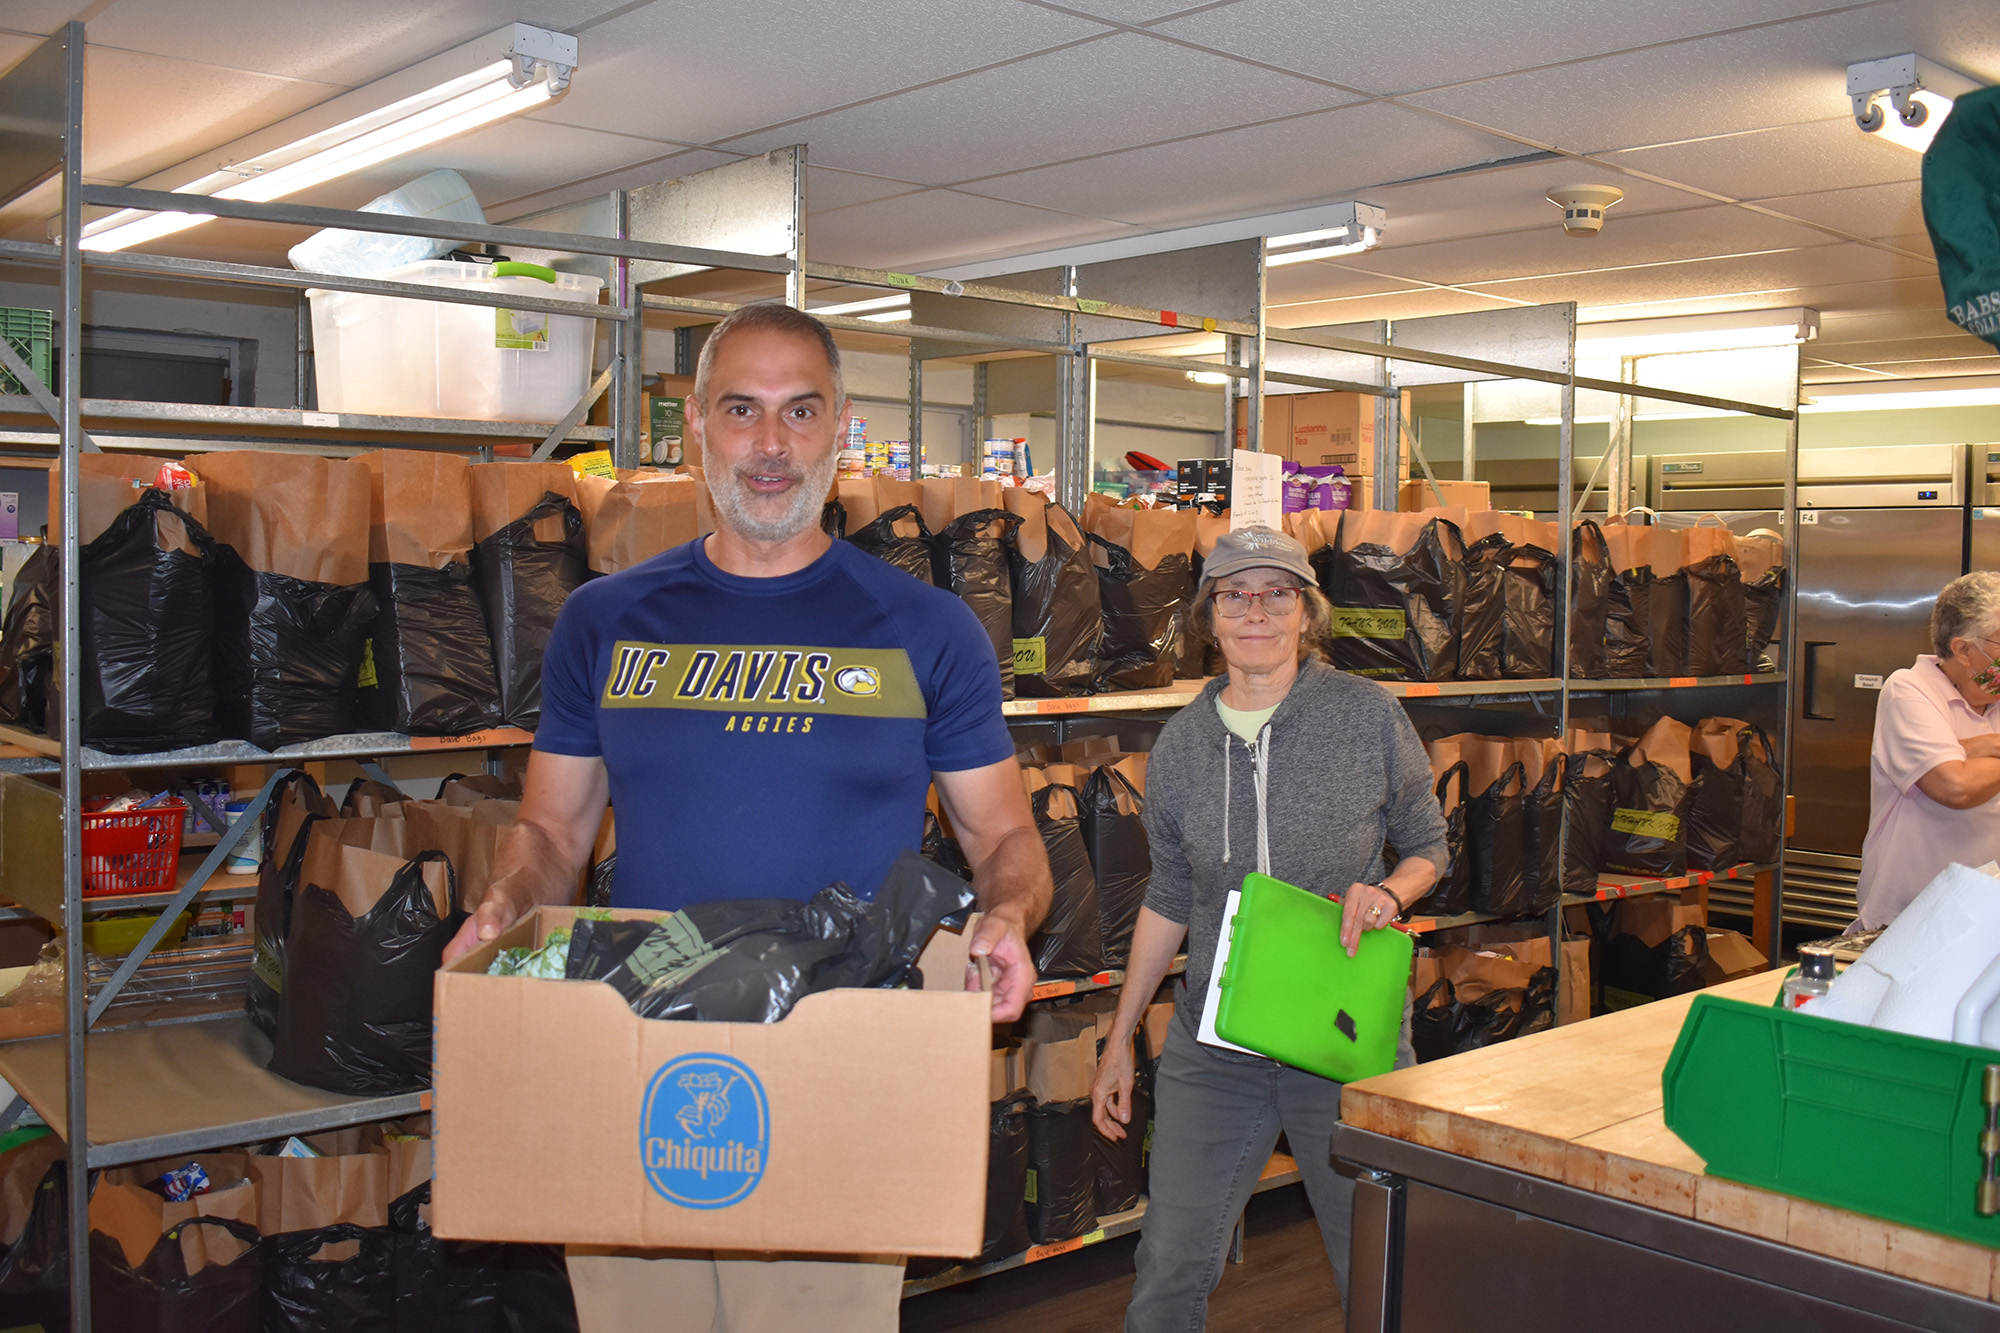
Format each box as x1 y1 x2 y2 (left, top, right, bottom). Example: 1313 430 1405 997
565 1249 904 1333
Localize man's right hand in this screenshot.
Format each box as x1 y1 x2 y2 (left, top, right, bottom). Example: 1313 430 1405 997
442 889 525 966
1089 1035 1136 1142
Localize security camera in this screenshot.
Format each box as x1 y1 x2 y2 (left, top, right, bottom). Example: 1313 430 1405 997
1547 185 1625 237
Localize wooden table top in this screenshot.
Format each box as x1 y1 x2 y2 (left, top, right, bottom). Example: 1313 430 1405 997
1342 970 1999 1303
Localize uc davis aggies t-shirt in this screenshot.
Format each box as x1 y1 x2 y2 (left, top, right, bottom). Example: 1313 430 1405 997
534 536 1012 911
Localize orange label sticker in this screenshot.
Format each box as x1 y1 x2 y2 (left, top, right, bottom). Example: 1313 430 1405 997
1668 676 1698 688
1402 683 1442 697
408 727 535 751
1036 698 1090 715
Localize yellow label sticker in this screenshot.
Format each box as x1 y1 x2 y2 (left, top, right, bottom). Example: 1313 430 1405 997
495 307 550 350
887 272 919 288
1076 298 1108 315
356 639 377 690
1024 1168 1037 1204
1012 636 1047 676
1611 808 1681 840
1329 607 1406 639
568 450 617 479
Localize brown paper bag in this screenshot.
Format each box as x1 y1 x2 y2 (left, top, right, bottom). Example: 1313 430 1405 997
1737 529 1784 582
575 469 701 574
918 477 1005 535
1335 506 1467 555
244 1146 391 1235
301 823 452 920
354 450 475 569
403 797 520 911
1601 521 1680 575
341 777 410 818
1690 715 1749 771
439 772 522 804
56 453 210 549
1001 487 1082 565
469 461 581 543
1283 508 1329 554
1627 714 1695 784
1678 516 1740 571
194 452 370 584
1081 493 1196 570
836 476 924 532
1193 508 1232 559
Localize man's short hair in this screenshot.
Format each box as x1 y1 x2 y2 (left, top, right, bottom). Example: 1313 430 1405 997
693 301 845 412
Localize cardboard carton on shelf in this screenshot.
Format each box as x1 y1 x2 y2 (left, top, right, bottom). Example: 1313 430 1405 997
433 906 989 1257
1230 395 1290 454
1398 479 1491 511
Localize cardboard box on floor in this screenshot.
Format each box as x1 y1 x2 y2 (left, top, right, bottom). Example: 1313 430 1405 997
1701 928 1769 986
1619 895 1706 949
433 906 990 1257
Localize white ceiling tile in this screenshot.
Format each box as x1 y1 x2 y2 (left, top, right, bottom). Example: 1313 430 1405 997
1829 355 2000 379
79 47 347 183
483 148 746 224
809 167 928 213
1603 118 1919 206
969 101 1521 230
1807 335 1994 365
4 4 92 35
1347 157 1716 249
1265 262 1445 304
1041 0 1231 23
1750 180 1925 243
1151 0 1840 96
544 1 1107 149
1817 303 1975 345
1271 289 1526 325
716 33 1351 185
1405 2 2000 155
1463 242 1933 309
805 188 1138 270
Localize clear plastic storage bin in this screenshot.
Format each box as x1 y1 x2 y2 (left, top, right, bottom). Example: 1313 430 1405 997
308 259 603 423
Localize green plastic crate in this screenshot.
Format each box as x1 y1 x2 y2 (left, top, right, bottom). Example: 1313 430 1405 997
0 307 53 397
1664 994 2000 1247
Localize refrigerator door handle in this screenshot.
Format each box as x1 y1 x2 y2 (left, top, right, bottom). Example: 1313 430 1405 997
1803 641 1837 720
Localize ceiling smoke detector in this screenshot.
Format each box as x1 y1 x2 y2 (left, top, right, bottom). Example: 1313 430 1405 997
1547 184 1624 237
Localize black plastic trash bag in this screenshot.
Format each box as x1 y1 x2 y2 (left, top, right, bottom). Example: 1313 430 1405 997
473 492 589 731
1562 750 1616 897
359 561 502 736
933 508 1024 699
1089 1031 1151 1215
264 1223 396 1333
78 489 220 753
1456 533 1508 682
270 850 462 1095
213 548 377 749
246 771 337 1039
820 499 846 539
0 1161 69 1331
1079 766 1149 971
565 914 658 982
922 811 971 884
1413 971 1557 1062
0 542 55 731
1029 787 1106 980
1090 538 1193 691
1409 764 1472 917
1745 566 1785 674
585 851 616 910
1025 1097 1099 1245
1687 747 1745 873
1604 923 1709 1002
1468 762 1529 917
1411 979 1459 1063
389 1183 577 1333
1605 750 1690 878
1648 571 1689 678
1315 517 1464 682
1603 566 1656 679
1739 726 1785 865
1683 553 1748 676
1500 543 1559 679
1569 521 1613 680
91 1215 263 1333
981 1092 1034 1263
847 504 935 585
1008 502 1102 698
599 852 975 1022
1521 758 1564 916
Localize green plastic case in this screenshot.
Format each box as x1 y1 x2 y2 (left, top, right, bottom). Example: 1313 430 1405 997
1213 872 1414 1083
1664 994 2000 1247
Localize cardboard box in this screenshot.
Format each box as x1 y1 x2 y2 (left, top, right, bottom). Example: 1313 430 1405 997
1398 479 1492 512
433 906 989 1256
1285 392 1374 470
1231 395 1290 454
1142 1000 1175 1061
1620 896 1706 950
1700 929 1769 986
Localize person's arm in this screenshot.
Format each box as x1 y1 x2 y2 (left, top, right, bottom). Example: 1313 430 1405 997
1089 906 1187 1140
441 750 610 964
1340 701 1449 954
933 758 1052 1023
1914 733 2000 808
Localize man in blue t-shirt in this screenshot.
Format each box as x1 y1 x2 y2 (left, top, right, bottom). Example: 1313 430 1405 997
443 301 1051 1333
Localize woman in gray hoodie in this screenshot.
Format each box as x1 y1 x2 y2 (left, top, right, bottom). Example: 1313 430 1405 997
1089 525 1449 1330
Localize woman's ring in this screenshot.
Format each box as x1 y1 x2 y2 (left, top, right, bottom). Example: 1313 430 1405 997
1366 905 1381 918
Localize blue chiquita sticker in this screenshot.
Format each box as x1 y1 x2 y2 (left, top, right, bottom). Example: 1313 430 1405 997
640 1053 770 1208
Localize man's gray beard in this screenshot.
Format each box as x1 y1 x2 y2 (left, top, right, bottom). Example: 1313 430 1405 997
704 448 841 545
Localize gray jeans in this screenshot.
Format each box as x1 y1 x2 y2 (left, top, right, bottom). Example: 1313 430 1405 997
1126 1001 1414 1332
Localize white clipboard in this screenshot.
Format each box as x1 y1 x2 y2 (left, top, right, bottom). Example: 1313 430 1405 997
1196 889 1258 1055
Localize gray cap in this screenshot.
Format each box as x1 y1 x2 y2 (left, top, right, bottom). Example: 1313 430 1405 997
1201 525 1314 585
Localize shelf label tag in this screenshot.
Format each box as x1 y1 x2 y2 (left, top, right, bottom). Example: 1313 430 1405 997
301 411 339 428
1854 673 1884 690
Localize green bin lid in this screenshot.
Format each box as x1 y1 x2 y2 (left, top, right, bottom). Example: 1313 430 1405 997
1923 85 2000 349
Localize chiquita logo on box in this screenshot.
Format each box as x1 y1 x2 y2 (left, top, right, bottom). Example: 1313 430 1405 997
641 1053 770 1208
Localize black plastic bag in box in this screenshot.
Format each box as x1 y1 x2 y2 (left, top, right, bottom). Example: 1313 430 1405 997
1008 503 1102 698
269 850 463 1095
359 560 502 736
473 491 589 731
981 1092 1034 1263
1468 761 1529 918
1569 521 1613 680
1409 763 1472 917
1745 567 1785 674
389 1182 577 1333
1603 566 1656 679
213 546 377 749
0 1161 69 1331
1089 537 1193 692
846 504 935 585
1315 518 1464 682
1025 1097 1099 1245
820 499 847 540
1521 757 1564 916
246 770 337 1039
1457 533 1508 682
1562 750 1616 897
1684 553 1748 677
78 488 220 753
1089 1031 1151 1215
0 541 54 732
1079 765 1149 971
1604 923 1709 1002
1028 786 1106 980
598 852 975 1022
264 1223 395 1333
1605 750 1690 878
933 508 1023 699
1499 543 1559 680
90 1215 263 1333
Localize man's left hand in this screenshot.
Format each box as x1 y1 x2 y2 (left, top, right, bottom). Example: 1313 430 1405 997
968 912 1037 1022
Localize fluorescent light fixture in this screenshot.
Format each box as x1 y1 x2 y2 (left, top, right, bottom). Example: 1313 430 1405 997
1185 370 1233 385
1524 411 1727 426
80 23 578 253
1800 376 2000 413
1847 54 1981 154
811 294 911 318
859 309 912 323
1577 308 1819 358
1265 223 1383 267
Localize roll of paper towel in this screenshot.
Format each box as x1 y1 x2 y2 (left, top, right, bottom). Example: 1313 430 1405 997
1804 862 2000 1045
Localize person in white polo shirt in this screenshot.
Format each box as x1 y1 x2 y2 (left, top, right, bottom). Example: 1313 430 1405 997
1856 571 2000 929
